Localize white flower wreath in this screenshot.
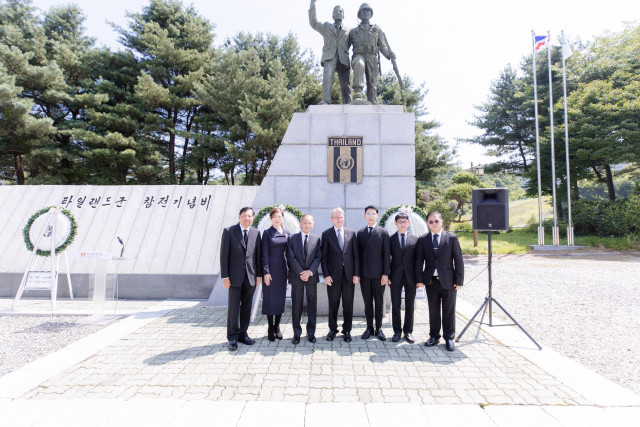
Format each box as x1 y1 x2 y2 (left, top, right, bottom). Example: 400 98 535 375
382 205 428 236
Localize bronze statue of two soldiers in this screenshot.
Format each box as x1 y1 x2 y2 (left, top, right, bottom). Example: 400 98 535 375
309 1 398 105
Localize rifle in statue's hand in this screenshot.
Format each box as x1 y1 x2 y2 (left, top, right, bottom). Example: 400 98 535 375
382 32 405 91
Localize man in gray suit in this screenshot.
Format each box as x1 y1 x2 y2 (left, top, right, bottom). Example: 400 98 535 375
220 207 262 351
309 0 351 104
287 214 323 344
321 207 359 342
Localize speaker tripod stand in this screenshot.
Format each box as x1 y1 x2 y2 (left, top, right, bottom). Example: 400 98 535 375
456 231 541 350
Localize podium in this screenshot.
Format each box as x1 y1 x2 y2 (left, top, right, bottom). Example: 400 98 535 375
70 251 123 323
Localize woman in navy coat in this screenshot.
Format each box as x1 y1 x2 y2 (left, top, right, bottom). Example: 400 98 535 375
261 206 290 341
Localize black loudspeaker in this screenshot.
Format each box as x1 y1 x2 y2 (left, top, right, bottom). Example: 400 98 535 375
472 188 509 231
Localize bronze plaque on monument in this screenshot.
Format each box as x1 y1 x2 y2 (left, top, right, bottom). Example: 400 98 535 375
327 137 363 184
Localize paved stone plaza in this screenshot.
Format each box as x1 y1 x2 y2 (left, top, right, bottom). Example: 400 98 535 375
17 303 587 405
1 295 640 426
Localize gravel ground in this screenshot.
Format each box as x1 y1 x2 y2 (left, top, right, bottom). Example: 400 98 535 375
457 253 640 395
0 315 106 377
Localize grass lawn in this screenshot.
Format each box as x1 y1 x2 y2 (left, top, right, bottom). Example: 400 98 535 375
451 196 639 254
456 229 640 255
456 196 553 227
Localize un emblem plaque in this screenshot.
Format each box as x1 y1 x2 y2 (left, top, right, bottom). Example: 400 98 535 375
327 137 363 183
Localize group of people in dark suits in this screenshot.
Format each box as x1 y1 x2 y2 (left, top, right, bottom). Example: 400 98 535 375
219 205 464 352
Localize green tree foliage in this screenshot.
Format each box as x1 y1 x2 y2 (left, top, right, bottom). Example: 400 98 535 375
451 171 480 186
0 0 81 184
471 25 640 202
444 172 480 222
468 65 535 173
115 0 215 183
563 25 640 201
195 33 319 185
0 0 452 187
479 171 526 200
571 195 640 236
0 66 55 183
423 198 458 231
81 49 164 184
377 72 453 183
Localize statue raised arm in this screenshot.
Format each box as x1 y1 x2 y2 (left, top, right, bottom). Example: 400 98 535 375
309 0 351 104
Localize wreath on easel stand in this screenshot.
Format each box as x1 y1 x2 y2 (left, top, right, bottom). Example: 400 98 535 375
13 206 78 310
23 206 77 256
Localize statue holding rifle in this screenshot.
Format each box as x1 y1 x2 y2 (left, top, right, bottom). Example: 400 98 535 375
308 1 403 105
349 3 402 104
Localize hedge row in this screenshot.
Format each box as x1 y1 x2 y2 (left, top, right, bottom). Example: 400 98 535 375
571 195 640 237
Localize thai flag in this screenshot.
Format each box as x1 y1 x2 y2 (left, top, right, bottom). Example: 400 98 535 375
534 34 548 51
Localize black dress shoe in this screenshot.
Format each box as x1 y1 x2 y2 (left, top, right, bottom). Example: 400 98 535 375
344 331 352 343
228 340 238 351
275 326 283 340
267 325 275 342
361 328 372 339
308 335 317 343
425 337 440 347
405 333 415 344
239 334 255 345
326 331 336 341
292 335 300 345
445 339 456 351
376 329 386 341
392 332 401 342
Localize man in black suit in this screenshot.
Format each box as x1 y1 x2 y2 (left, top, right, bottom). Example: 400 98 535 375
220 207 262 351
321 207 359 342
357 205 390 341
415 211 464 351
389 212 418 343
287 214 322 344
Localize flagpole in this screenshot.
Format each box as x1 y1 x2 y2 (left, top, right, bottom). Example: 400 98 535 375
561 30 574 246
547 31 560 246
532 31 544 245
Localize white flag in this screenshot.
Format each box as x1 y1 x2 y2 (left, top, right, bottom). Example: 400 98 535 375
562 40 573 61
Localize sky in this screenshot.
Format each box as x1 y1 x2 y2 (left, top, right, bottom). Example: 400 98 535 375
30 0 640 169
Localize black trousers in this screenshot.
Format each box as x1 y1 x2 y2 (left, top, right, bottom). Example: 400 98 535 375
227 274 256 342
360 277 385 330
291 281 317 337
390 275 416 334
327 271 355 333
321 57 352 105
426 277 457 340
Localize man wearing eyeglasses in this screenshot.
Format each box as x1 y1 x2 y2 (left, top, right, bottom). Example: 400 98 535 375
388 212 418 343
415 211 464 351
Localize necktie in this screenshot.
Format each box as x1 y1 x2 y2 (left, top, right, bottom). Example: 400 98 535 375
303 234 308 259
401 233 405 249
432 234 439 250
243 229 248 246
337 229 344 251
368 226 372 234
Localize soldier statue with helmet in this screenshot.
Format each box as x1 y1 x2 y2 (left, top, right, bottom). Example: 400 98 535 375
348 3 396 104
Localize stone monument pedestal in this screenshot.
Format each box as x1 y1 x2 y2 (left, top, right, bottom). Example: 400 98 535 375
253 104 415 317
253 104 416 229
